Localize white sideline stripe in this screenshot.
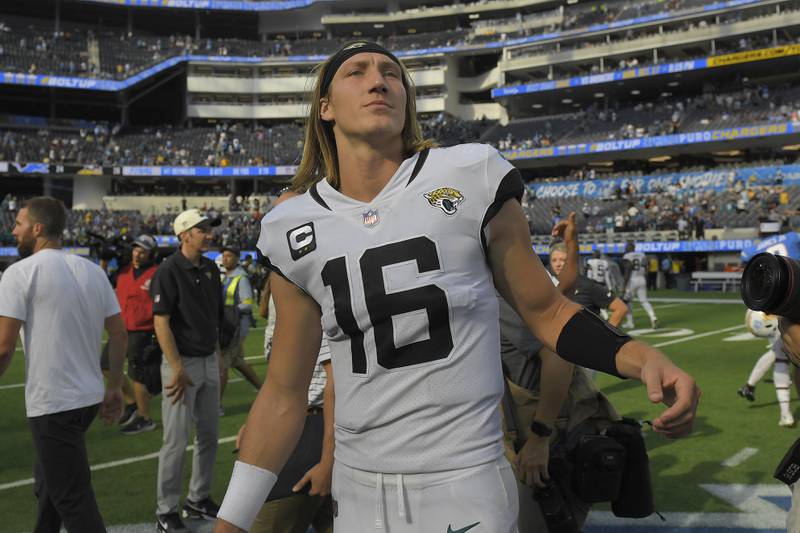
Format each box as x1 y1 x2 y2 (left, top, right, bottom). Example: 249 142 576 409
630 303 684 314
1 377 248 391
653 324 746 348
722 447 759 467
0 436 238 492
649 297 743 304
586 510 786 529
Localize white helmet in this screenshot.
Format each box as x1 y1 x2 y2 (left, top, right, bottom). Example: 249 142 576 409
745 309 779 338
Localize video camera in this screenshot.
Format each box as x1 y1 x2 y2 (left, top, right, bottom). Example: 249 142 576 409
741 252 800 323
86 231 134 265
86 231 167 269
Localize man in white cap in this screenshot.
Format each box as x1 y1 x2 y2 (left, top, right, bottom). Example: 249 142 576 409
150 209 223 532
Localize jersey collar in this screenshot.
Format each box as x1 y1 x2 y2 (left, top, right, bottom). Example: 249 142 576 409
311 150 426 212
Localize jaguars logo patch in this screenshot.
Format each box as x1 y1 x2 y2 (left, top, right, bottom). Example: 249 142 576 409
423 187 465 216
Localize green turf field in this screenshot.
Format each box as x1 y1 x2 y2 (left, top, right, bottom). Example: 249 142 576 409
0 291 796 531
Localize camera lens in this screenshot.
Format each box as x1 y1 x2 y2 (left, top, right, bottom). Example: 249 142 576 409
742 253 800 323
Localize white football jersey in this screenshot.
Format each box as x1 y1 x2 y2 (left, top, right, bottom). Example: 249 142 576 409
258 144 524 473
623 251 648 282
586 258 610 286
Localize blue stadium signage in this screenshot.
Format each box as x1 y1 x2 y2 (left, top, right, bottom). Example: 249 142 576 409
77 0 317 10
74 0 759 15
493 40 800 98
533 239 757 255
118 165 298 177
504 122 798 162
0 239 757 259
0 246 91 257
531 163 800 199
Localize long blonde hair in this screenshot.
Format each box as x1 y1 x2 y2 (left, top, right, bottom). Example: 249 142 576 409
291 51 436 193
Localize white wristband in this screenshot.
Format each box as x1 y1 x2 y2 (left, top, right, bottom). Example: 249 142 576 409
217 460 278 530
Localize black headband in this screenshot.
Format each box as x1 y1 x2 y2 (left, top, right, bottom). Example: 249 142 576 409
321 41 402 96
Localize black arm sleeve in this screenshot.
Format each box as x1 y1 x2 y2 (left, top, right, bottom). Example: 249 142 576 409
556 308 631 378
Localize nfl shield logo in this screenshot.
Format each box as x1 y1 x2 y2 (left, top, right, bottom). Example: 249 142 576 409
362 209 380 228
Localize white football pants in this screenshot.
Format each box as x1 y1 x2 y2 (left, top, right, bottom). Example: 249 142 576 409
332 457 519 533
624 278 656 327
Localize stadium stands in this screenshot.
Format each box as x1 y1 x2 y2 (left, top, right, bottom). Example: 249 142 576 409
0 201 269 248
0 0 787 81
2 80 797 167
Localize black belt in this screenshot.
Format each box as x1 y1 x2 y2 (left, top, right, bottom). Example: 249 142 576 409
307 406 323 416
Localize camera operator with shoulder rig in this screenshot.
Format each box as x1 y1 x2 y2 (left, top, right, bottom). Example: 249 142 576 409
115 234 162 435
741 251 800 532
775 319 800 533
501 215 653 533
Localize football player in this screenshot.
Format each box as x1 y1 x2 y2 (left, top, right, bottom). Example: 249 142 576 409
739 311 795 427
214 41 699 533
584 248 621 321
585 248 611 288
622 242 658 329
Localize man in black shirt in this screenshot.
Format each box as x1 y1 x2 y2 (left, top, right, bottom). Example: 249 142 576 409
150 209 223 533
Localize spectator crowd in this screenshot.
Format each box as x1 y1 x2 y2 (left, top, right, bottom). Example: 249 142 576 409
2 81 799 169
0 195 269 249
0 0 788 81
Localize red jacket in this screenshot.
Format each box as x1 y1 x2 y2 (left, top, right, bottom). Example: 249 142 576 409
115 264 157 331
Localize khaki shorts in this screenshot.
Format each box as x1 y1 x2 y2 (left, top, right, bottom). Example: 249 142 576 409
220 337 245 371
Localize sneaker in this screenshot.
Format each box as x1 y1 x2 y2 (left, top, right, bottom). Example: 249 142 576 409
120 416 156 435
218 406 225 417
156 512 188 533
737 384 756 402
780 413 796 428
119 403 138 426
651 318 659 329
182 497 219 521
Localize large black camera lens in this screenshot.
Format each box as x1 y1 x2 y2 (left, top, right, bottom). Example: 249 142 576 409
741 253 800 323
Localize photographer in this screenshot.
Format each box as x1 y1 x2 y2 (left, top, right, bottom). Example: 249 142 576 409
779 319 800 533
741 251 800 532
502 217 628 532
116 234 161 435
